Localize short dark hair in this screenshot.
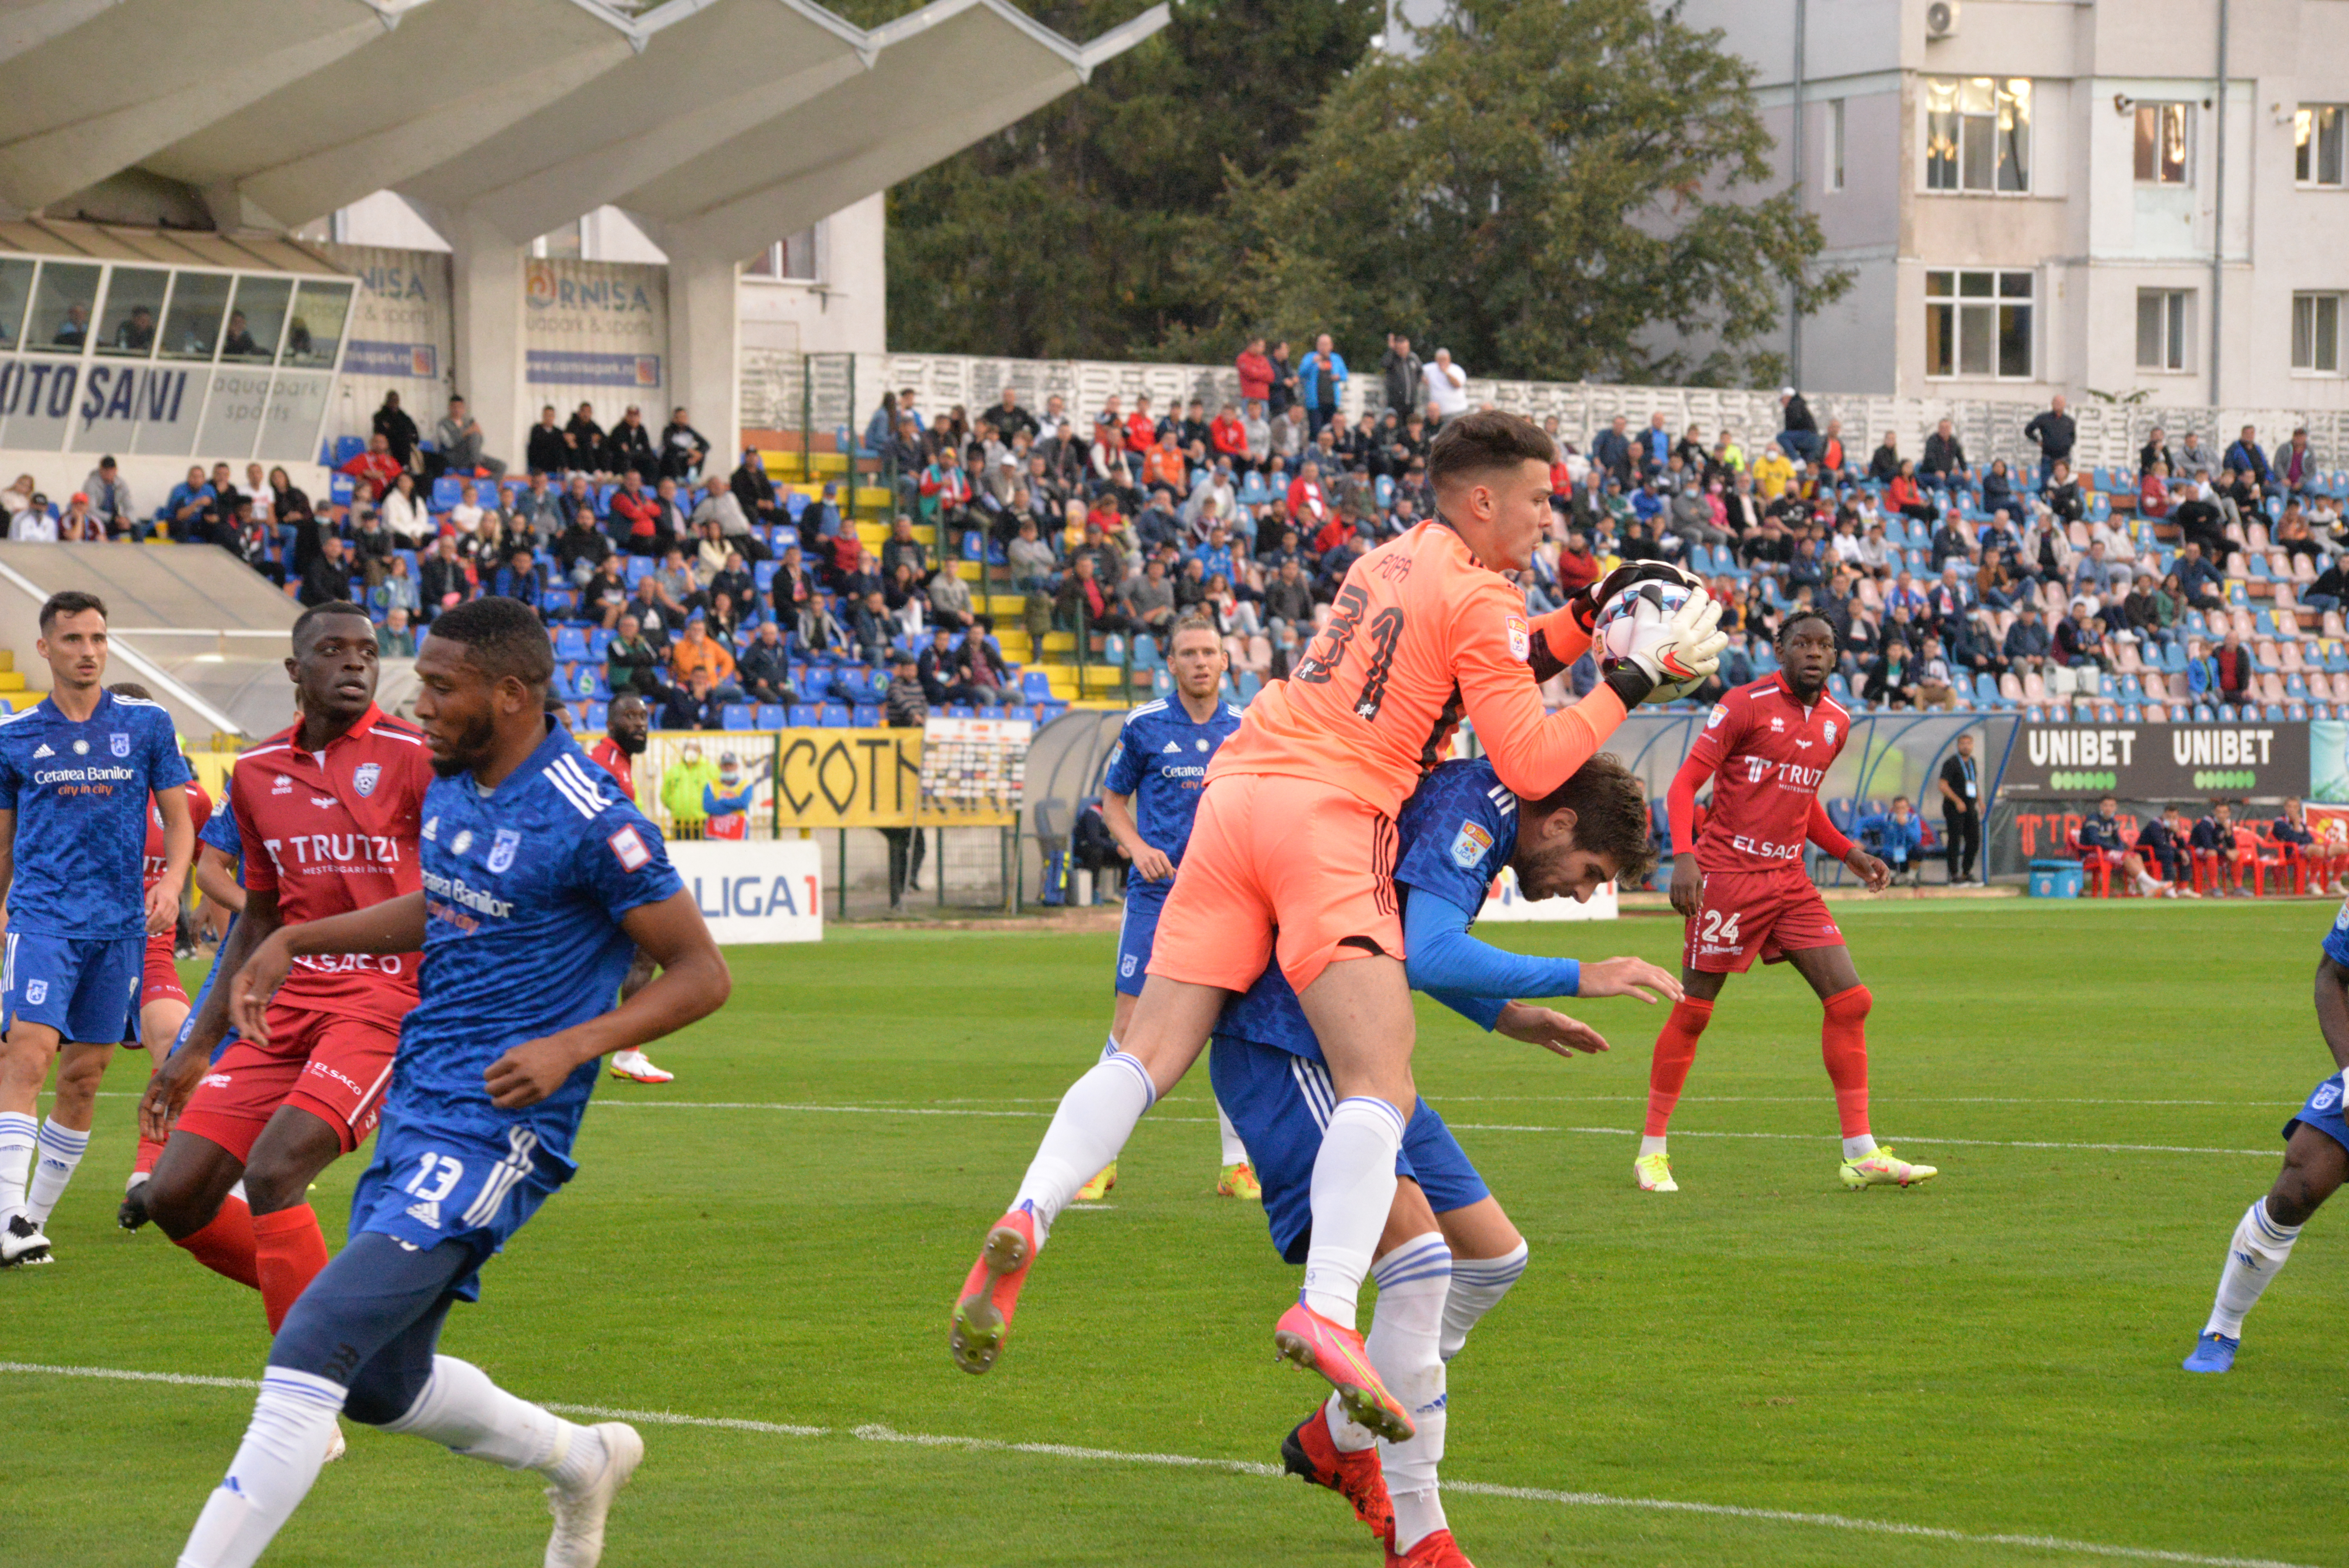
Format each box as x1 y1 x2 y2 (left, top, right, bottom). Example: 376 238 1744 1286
1524 752 1656 887
292 600 370 645
39 590 105 633
1779 608 1835 644
107 681 153 702
1427 410 1552 489
426 596 554 689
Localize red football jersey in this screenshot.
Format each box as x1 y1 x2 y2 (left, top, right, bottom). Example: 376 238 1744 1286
1683 674 1850 874
587 736 636 803
229 705 434 1030
143 781 213 888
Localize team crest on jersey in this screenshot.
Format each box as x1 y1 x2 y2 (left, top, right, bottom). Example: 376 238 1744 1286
487 828 521 874
353 762 381 798
1707 704 1728 729
1823 721 1836 745
109 732 128 757
451 830 473 856
1505 614 1529 663
1120 954 1138 977
22 981 45 1005
71 739 87 755
2314 1080 2343 1114
1451 820 1494 869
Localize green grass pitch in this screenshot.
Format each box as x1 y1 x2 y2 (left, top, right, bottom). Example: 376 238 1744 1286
6 900 2344 1567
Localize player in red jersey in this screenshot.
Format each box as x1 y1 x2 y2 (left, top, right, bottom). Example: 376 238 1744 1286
1641 609 1937 1194
582 691 672 1082
139 602 434 1335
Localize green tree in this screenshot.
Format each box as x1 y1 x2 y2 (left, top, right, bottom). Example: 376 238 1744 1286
1202 0 1850 385
883 0 1381 359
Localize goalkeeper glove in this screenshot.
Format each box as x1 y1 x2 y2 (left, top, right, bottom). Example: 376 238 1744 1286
1600 585 1727 706
1568 561 1707 635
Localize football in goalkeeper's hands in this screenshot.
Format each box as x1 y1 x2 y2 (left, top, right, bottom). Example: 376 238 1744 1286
1594 580 1709 704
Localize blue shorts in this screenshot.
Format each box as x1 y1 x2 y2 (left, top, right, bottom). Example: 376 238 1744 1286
2282 1072 2349 1155
0 931 143 1045
348 1115 575 1303
1115 881 1169 997
1209 1035 1488 1265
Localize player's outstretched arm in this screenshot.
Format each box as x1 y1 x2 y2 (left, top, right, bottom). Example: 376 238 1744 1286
483 889 729 1109
1577 957 1682 1003
228 892 428 1047
1402 886 1584 1007
1492 1001 1608 1058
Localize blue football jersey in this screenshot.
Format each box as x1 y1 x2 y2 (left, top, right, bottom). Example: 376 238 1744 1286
392 719 684 1162
1217 759 1516 1060
0 691 192 940
1100 696 1246 864
199 772 242 861
2323 896 2349 970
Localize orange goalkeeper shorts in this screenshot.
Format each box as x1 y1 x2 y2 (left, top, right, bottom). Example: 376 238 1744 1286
1146 772 1401 996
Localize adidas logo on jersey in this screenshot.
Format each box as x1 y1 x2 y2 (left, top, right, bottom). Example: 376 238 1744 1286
405 1199 442 1229
1162 741 1182 753
30 744 50 759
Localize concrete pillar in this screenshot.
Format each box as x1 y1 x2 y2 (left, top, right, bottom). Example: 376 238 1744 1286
665 243 742 472
444 207 527 472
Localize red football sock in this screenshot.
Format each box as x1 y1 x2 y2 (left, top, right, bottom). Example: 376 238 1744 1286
1645 998 1714 1137
1820 985 1874 1139
253 1204 331 1335
175 1194 261 1292
132 1136 165 1177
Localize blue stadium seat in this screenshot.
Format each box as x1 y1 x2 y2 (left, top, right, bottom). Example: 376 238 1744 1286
2288 700 2309 720
431 476 464 509
1130 634 1162 671
552 627 589 661
579 701 607 732
720 704 755 730
2023 704 2045 722
754 559 779 591
755 703 788 730
1034 702 1069 725
820 704 852 727
331 435 366 467
2266 702 2288 720
624 558 654 588
947 705 976 718
573 668 609 700
2194 704 2217 722
1973 672 2001 706
1150 668 1174 698
2287 672 2312 700
1020 671 1053 702
853 704 880 727
587 627 615 660
788 704 822 727
1236 669 1263 703
329 474 355 506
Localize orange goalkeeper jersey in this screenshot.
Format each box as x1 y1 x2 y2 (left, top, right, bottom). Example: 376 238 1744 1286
1209 519 1625 814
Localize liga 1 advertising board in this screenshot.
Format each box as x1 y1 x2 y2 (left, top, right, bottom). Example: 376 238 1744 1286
666 839 821 943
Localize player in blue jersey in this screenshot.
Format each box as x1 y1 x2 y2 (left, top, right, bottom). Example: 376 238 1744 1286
0 591 192 1267
1085 615 1256 1201
1214 753 1670 1567
2181 898 2349 1374
175 599 729 1568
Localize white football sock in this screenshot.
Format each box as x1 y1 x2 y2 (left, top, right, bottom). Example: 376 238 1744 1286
1441 1241 1529 1361
2205 1197 2303 1340
0 1110 34 1217
176 1369 346 1568
1638 1134 1668 1160
381 1355 605 1486
1842 1134 1878 1162
1215 1097 1249 1167
1300 1097 1406 1329
1373 1234 1454 1553
1011 1049 1155 1245
25 1117 89 1226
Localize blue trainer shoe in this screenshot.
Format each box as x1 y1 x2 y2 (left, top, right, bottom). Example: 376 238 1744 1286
2182 1332 2238 1373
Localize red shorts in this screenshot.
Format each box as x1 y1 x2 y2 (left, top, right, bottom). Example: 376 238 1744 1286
142 930 187 1008
173 1003 398 1162
1148 773 1402 995
1683 868 1845 974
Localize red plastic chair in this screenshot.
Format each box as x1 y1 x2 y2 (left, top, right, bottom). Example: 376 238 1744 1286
2069 829 2114 897
2233 825 2283 896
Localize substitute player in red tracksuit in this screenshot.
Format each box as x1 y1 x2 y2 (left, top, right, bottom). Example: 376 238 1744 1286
140 602 433 1339
1640 608 1940 1194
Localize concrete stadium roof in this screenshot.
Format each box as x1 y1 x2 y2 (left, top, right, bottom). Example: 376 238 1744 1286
0 0 1167 248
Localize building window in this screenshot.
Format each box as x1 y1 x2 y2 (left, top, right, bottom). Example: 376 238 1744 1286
2133 103 2192 184
746 226 820 283
1925 269 2034 379
1827 98 1845 191
2297 105 2346 186
2294 292 2343 374
1924 77 2030 193
2136 289 2192 371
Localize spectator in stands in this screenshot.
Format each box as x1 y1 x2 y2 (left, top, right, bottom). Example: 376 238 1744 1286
1424 349 1469 423
608 471 664 556
957 618 1015 707
2277 427 2319 497
563 401 606 471
2214 627 2255 706
372 547 417 618
2224 423 2272 488
738 620 795 707
2023 393 2075 490
2139 426 2176 477
53 491 102 543
511 470 562 546
420 533 472 619
655 669 727 733
1007 517 1057 593
882 514 928 582
579 554 629 631
2174 538 2226 610
849 590 892 667
448 479 487 540
373 392 419 470
2138 461 2173 520
929 559 975 631
2042 459 2083 524
668 615 740 699
1858 796 1925 885
2081 796 2171 897
1120 554 1177 637
1915 634 1960 711
492 546 544 612
375 605 415 659
2121 572 2167 640
647 546 701 622
9 493 53 542
2306 556 2347 615
1920 417 1966 492
162 465 212 541
1299 333 1348 438
690 517 731 582
1055 552 1129 636
658 406 710 482
382 470 433 547
731 448 785 534
1774 387 1818 464
1862 636 1917 707
2072 539 2128 600
299 533 356 608
526 405 569 475
918 626 977 708
605 614 663 698
605 405 656 479
1379 333 1422 413
81 456 132 536
1868 431 1901 485
691 474 761 560
2137 804 2192 893
1887 460 1934 525
2055 599 2108 677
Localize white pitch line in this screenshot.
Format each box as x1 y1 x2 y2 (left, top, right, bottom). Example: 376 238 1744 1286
579 1100 2279 1158
0 1362 2312 1568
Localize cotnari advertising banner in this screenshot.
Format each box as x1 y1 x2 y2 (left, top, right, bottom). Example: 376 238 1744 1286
524 259 667 418
2001 722 2310 800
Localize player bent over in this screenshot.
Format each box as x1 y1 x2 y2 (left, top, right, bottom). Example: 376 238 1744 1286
1217 753 1669 1567
175 598 728 1568
0 592 192 1266
140 603 433 1337
1089 614 1256 1201
2181 921 2349 1373
954 410 1722 1436
1641 609 1937 1194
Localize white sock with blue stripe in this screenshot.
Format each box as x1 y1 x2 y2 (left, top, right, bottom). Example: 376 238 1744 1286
381 1356 605 1486
1215 1097 1249 1167
25 1117 89 1226
1012 1046 1156 1244
1300 1096 1407 1329
1441 1241 1530 1361
2205 1197 2302 1340
0 1110 34 1218
176 1369 346 1568
1328 1234 1454 1552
